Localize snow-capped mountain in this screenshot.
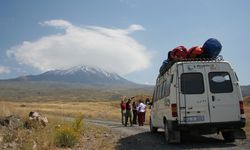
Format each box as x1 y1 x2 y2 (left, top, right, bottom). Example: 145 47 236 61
12 65 136 86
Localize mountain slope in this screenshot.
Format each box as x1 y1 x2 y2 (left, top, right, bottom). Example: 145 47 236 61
10 66 136 86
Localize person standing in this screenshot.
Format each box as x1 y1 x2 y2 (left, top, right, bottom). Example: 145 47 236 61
125 99 132 127
120 99 126 125
132 101 138 124
137 100 146 126
145 96 150 105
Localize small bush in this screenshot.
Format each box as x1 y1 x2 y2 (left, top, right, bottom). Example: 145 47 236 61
54 125 79 148
54 116 84 148
19 104 26 107
72 115 84 133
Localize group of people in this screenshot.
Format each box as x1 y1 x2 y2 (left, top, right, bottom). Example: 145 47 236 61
120 97 149 127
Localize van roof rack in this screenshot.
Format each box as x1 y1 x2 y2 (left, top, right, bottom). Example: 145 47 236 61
177 55 224 62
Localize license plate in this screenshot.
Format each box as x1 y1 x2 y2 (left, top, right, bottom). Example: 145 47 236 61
184 116 204 122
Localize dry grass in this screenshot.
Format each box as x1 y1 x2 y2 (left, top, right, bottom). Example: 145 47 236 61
244 106 250 137
243 96 250 137
0 100 121 121
0 100 150 124
0 101 118 150
1 98 248 149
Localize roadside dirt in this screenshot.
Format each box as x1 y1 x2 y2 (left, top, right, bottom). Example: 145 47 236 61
87 119 250 150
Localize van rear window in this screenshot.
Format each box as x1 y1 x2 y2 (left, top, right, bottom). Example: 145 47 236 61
181 73 204 94
209 72 233 93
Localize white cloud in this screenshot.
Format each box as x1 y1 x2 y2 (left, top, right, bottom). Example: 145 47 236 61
0 66 11 74
7 20 151 75
127 24 144 32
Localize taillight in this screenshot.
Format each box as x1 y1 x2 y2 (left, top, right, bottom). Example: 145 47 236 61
239 101 244 114
171 103 177 117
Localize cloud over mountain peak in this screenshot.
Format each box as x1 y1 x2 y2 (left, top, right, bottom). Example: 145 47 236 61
7 19 151 75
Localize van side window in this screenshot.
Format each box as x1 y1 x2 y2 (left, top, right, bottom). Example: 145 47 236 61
209 72 233 93
165 77 171 96
170 75 174 83
235 72 239 81
181 73 204 94
157 85 161 100
159 84 162 99
160 83 164 98
162 80 167 97
152 90 156 103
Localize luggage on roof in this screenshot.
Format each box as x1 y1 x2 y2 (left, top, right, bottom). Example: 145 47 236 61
169 46 188 60
187 46 203 58
159 38 222 76
202 38 222 58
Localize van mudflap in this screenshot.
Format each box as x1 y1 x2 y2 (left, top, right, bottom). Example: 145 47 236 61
233 129 246 139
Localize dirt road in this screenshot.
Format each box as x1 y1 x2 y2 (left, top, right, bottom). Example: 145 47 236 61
87 119 250 150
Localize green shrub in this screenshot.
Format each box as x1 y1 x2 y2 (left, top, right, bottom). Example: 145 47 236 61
54 116 84 148
72 115 84 133
54 125 79 148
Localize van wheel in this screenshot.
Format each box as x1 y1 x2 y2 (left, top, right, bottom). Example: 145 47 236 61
222 131 235 142
150 118 158 133
164 122 170 143
164 122 181 143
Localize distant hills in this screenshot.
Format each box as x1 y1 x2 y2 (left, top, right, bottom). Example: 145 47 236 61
0 65 249 101
8 65 138 87
241 85 250 97
0 66 153 101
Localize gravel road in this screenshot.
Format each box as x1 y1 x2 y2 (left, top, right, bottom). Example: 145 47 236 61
86 119 250 150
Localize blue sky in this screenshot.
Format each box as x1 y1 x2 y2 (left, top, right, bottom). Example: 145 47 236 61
0 0 249 85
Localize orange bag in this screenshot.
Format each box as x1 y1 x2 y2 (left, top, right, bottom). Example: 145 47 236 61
187 46 203 58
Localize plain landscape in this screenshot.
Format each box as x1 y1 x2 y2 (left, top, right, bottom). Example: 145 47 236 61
0 81 250 149
1 1 250 149
0 68 250 149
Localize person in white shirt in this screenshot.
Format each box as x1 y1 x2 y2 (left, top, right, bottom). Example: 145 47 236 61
137 100 146 126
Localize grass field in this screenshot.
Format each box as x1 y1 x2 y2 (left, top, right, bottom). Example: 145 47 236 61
0 99 248 131
0 98 151 123
0 98 249 149
0 100 121 121
0 100 118 149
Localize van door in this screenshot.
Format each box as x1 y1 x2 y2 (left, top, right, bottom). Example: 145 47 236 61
205 66 240 123
178 63 210 124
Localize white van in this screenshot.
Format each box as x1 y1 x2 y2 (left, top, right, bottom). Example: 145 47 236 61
150 59 246 143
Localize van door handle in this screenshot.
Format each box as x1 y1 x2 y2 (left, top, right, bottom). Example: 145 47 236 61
212 96 215 102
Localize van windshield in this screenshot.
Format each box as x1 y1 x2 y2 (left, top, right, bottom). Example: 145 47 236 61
209 72 233 93
181 73 204 94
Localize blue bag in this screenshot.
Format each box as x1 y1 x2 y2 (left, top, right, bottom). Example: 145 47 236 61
202 38 222 58
159 60 168 75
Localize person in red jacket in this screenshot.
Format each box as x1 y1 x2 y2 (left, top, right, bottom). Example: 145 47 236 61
120 98 126 125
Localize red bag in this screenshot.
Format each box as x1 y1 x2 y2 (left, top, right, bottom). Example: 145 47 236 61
187 46 203 58
121 103 126 110
170 46 187 60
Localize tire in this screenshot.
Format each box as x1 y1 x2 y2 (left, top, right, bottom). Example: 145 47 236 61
164 122 170 143
164 121 181 143
222 131 235 142
150 118 158 133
